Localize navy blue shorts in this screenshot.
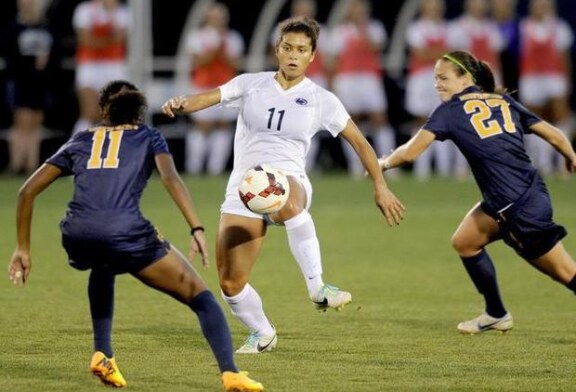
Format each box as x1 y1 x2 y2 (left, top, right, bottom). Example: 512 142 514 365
62 227 171 275
482 177 567 260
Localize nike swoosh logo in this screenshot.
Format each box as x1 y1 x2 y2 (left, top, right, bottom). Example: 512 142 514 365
257 334 276 352
477 320 500 330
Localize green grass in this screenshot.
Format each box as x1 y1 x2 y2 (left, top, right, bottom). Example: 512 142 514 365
1 173 575 391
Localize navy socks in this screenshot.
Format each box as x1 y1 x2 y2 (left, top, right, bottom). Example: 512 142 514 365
188 290 237 373
461 249 507 318
88 269 115 358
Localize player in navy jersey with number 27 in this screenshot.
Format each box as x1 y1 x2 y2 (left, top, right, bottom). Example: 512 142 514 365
7 80 263 392
379 50 576 334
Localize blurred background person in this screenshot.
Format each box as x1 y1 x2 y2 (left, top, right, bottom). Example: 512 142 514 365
491 0 520 94
329 0 396 178
448 0 504 81
1 0 59 175
183 2 244 176
71 0 129 136
447 0 504 179
270 0 333 173
519 0 574 177
404 0 456 181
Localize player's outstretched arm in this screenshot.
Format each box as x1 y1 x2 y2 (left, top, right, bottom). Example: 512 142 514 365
530 121 576 173
161 88 222 118
9 164 62 286
379 129 436 171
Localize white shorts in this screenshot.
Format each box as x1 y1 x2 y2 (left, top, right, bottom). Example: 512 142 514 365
190 85 239 122
75 61 127 91
405 69 441 117
519 75 569 106
332 73 387 113
220 170 313 220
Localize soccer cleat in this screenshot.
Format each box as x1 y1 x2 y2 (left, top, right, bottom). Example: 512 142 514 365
457 312 514 335
235 328 277 354
90 351 127 388
312 284 352 311
222 371 264 392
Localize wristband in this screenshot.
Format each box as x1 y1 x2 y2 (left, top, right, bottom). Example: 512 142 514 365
190 226 205 235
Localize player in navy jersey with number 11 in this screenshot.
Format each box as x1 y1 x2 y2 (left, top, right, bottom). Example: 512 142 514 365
379 50 576 334
8 80 263 392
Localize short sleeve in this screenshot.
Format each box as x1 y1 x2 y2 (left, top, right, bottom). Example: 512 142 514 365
149 128 170 155
46 137 77 175
422 104 450 141
319 91 351 137
219 73 256 104
507 96 542 134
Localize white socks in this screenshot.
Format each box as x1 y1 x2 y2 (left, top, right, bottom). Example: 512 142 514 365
284 211 324 298
221 284 275 336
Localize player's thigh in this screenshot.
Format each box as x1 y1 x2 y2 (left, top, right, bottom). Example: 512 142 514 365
271 174 311 222
530 242 576 284
133 246 207 303
216 213 267 292
451 203 500 255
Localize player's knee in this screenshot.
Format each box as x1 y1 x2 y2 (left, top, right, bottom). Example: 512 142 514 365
451 233 478 256
451 232 466 254
219 276 247 297
173 273 208 303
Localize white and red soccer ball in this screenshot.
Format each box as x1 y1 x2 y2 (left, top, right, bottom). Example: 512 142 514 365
239 164 290 214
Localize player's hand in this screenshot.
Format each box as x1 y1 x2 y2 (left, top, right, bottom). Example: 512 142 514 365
161 95 187 118
189 230 209 268
375 187 405 227
377 155 390 172
8 249 31 287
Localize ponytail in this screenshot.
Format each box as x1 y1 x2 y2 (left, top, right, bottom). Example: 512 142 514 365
442 50 504 93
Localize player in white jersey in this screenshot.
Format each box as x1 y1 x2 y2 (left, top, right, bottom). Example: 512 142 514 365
162 16 405 354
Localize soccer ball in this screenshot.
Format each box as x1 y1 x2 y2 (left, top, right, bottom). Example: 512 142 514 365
238 164 290 214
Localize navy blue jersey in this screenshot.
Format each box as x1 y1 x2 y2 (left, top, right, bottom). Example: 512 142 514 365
47 124 170 249
424 86 543 212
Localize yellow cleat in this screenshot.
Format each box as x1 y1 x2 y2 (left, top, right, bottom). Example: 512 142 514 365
90 351 127 388
221 371 264 392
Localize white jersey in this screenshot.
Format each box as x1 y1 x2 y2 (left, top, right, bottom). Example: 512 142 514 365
219 72 350 187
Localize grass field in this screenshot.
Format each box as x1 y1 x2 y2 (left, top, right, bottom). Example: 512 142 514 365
1 173 575 391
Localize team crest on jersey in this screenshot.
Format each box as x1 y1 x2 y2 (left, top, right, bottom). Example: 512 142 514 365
295 98 308 105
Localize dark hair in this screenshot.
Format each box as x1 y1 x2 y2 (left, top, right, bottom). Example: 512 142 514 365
276 16 320 52
98 80 147 125
441 50 505 94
